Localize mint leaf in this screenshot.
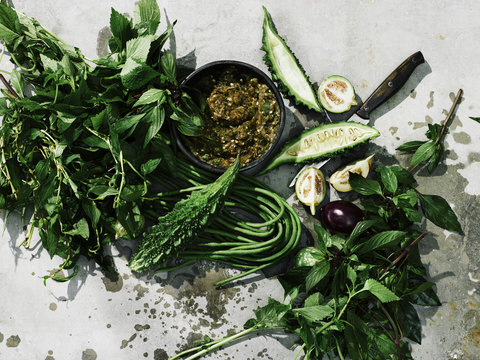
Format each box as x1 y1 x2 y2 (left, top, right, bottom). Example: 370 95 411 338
40 53 59 72
126 35 154 62
140 157 161 175
418 192 462 233
109 8 135 50
396 140 427 152
160 50 177 85
133 88 166 107
64 218 90 239
389 165 415 185
427 143 443 174
314 224 329 252
349 172 383 197
395 188 418 207
0 22 18 43
10 69 24 98
304 292 324 307
120 58 160 90
252 298 290 329
425 123 442 141
395 301 422 344
376 166 398 195
0 4 20 33
143 104 165 148
153 21 176 52
352 231 406 255
293 305 334 322
363 279 400 303
469 116 480 124
345 311 369 360
410 141 435 167
134 0 161 35
305 261 330 292
81 200 101 227
346 219 379 249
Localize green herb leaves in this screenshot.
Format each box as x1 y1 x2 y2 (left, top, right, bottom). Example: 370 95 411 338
397 89 463 173
350 164 462 234
418 193 463 233
362 279 400 303
0 1 202 281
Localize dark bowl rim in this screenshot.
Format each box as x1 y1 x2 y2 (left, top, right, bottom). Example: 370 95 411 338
172 59 286 175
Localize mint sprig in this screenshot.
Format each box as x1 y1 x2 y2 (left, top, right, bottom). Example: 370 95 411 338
397 89 463 173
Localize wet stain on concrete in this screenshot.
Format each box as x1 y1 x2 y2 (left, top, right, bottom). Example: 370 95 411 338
160 267 241 325
153 348 169 360
82 348 97 360
134 324 151 331
410 90 417 99
49 302 57 311
427 91 434 108
6 335 20 347
102 275 123 292
120 333 137 349
452 131 471 144
443 112 462 132
133 283 149 299
468 152 480 163
0 332 3 342
413 115 433 129
389 126 398 136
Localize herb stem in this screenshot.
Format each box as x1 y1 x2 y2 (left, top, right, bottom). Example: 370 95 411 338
114 150 125 208
170 326 259 360
335 337 345 360
0 73 20 100
293 343 306 360
380 303 402 359
436 89 463 145
0 144 17 198
9 51 36 72
379 232 427 279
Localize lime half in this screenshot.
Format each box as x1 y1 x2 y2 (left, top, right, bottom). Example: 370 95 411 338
318 75 357 113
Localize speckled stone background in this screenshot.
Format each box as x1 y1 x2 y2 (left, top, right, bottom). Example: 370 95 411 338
0 1 479 360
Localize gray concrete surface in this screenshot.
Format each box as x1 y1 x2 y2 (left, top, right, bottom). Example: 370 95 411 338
0 1 479 359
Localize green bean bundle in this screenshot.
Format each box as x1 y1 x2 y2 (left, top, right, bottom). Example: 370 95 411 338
150 159 302 286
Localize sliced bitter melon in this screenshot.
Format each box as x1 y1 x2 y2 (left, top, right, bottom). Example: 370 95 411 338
261 7 322 113
259 122 380 174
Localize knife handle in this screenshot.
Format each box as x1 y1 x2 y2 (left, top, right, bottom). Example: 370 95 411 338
355 51 425 119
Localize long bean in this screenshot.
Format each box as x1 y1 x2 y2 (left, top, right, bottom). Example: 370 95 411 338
150 157 302 285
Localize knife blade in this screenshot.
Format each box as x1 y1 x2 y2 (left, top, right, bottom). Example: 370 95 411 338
288 51 425 187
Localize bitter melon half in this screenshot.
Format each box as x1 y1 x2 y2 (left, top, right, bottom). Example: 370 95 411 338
259 122 380 174
261 6 323 113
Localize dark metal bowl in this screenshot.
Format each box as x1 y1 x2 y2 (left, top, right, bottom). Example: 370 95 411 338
172 60 285 176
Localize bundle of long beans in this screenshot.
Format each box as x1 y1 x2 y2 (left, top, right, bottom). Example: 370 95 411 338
148 158 301 286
